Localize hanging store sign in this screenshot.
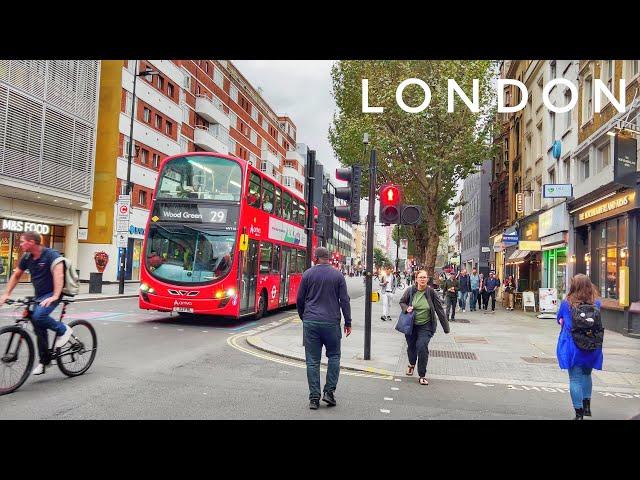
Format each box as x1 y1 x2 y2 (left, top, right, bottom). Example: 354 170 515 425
613 133 638 188
543 184 573 198
575 190 636 226
1 218 51 235
518 240 542 251
502 233 519 246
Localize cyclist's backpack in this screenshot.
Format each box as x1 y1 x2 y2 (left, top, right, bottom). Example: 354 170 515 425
51 256 80 297
570 303 604 350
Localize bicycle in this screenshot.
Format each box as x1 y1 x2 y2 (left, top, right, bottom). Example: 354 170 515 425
0 297 97 395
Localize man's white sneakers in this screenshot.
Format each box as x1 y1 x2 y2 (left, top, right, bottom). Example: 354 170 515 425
32 363 45 375
54 325 73 349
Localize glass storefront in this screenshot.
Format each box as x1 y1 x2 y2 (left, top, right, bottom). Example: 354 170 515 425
595 217 627 300
543 246 567 300
0 225 66 284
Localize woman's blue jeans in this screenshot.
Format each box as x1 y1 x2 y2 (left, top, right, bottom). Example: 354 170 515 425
568 365 593 409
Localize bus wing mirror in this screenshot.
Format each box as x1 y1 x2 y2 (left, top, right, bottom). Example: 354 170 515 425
239 234 248 252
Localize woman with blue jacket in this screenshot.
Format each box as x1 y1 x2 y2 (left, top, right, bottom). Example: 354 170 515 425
556 274 603 420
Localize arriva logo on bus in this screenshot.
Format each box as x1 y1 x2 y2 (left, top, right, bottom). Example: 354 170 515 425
1 218 51 235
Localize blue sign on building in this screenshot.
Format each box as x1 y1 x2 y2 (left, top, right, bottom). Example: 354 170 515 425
502 233 519 245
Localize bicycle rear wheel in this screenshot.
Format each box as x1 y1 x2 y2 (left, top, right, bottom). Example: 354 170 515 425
0 325 35 395
56 319 97 377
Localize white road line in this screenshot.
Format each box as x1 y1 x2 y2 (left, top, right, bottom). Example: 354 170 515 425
380 409 391 414
178 329 184 332
394 378 402 382
202 330 208 333
153 326 158 330
391 387 399 391
384 397 394 401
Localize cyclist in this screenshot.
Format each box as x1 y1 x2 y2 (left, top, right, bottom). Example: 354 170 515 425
0 231 73 375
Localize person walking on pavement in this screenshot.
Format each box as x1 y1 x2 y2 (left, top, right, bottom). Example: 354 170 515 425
380 267 396 321
483 271 500 313
469 268 480 312
504 275 516 311
556 274 603 420
296 247 352 410
478 273 487 310
399 270 450 385
458 268 471 313
0 232 73 375
443 271 459 321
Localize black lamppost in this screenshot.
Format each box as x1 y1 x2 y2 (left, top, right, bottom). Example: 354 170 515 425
118 61 160 295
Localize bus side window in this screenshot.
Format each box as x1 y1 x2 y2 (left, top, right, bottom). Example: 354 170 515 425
292 198 299 224
272 244 281 273
248 172 262 208
289 249 297 274
274 187 282 218
282 192 292 221
259 241 272 274
298 249 306 272
262 179 274 214
299 202 306 227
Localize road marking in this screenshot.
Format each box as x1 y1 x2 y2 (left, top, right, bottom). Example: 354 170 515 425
394 378 402 382
203 393 207 395
178 329 184 332
474 382 495 387
202 330 208 333
380 409 390 414
463 383 640 400
384 397 393 401
391 387 399 391
153 326 158 330
226 322 392 380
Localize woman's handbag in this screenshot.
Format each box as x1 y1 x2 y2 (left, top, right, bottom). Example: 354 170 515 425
395 310 415 335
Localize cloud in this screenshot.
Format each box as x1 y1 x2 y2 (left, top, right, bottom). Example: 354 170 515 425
231 60 340 177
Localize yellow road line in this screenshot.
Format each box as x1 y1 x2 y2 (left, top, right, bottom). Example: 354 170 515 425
227 329 393 380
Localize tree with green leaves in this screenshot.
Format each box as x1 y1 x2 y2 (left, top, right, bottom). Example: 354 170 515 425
330 60 497 279
373 247 392 270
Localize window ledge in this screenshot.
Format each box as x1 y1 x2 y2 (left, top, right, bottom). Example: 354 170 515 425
561 127 572 139
600 298 626 311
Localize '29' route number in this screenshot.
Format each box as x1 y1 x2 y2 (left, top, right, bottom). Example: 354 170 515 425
209 209 227 223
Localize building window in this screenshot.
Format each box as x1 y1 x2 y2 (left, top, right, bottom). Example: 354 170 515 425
548 167 556 185
579 154 590 181
623 60 640 82
155 114 162 129
166 121 173 136
583 75 593 121
180 137 188 153
143 107 151 123
596 217 628 300
564 89 572 131
157 76 164 91
550 111 555 141
167 83 174 98
564 157 571 183
183 105 190 123
596 141 610 171
153 153 160 168
550 60 556 80
140 148 148 164
602 60 614 90
204 62 209 74
214 67 223 88
139 190 147 207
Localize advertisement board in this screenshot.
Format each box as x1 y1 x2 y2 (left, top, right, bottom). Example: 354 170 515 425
538 288 558 313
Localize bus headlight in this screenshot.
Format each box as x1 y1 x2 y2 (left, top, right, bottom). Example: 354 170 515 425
226 288 236 297
148 287 155 294
215 290 224 299
140 283 150 292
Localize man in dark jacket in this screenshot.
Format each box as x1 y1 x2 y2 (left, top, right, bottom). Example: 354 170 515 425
443 272 459 321
484 271 501 312
458 268 471 312
296 247 352 410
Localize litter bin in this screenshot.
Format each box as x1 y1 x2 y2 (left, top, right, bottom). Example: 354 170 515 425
89 272 103 294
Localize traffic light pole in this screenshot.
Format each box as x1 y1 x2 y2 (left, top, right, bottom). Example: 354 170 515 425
305 149 316 270
364 148 376 360
395 224 400 273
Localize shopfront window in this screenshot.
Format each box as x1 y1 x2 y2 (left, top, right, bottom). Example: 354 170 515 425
596 217 627 299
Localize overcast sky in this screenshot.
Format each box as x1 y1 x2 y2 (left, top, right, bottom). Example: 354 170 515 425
232 60 341 178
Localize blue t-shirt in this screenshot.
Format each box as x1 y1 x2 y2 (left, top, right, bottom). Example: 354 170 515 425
18 248 60 298
556 299 603 370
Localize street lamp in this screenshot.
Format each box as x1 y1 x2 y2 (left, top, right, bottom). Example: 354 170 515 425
118 61 160 295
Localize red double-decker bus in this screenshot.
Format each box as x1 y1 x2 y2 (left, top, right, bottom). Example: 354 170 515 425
139 151 316 319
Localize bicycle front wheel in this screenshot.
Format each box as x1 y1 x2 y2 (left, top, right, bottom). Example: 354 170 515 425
56 319 97 377
0 325 35 395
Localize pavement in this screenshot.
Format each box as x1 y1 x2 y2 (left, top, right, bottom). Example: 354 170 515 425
8 281 140 302
247 278 640 393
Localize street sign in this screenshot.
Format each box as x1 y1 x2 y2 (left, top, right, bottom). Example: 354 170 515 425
78 228 88 241
116 233 128 248
543 184 573 198
117 195 131 233
502 233 519 245
481 246 491 253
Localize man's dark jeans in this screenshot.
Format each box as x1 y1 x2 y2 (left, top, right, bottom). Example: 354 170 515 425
32 293 64 364
470 289 479 311
405 323 434 377
303 322 341 400
445 295 457 320
484 290 496 311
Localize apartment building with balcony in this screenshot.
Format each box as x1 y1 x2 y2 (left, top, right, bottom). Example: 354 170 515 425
0 60 101 283
79 59 303 282
568 60 640 335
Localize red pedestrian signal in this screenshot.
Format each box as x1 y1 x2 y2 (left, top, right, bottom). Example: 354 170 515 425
379 184 401 224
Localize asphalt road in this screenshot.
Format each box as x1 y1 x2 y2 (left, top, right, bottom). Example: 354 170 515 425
0 277 638 419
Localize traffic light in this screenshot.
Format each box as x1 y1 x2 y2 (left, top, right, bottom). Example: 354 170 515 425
400 204 422 225
334 165 362 223
379 183 401 224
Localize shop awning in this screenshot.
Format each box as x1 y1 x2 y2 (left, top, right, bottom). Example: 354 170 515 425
507 249 530 264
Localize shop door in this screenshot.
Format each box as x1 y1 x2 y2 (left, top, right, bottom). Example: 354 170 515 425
240 239 259 314
10 233 30 283
0 231 10 283
126 239 143 281
280 247 291 306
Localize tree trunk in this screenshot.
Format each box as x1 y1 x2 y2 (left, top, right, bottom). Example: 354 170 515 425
423 212 439 280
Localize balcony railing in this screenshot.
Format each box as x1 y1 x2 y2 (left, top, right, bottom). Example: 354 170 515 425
194 125 229 154
195 93 230 129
